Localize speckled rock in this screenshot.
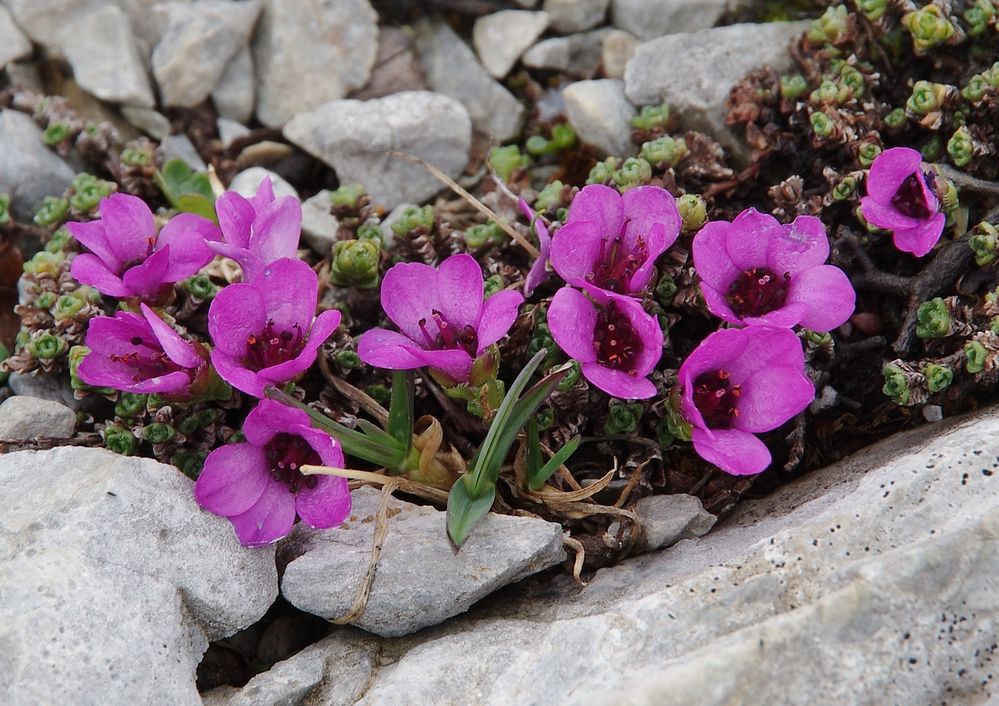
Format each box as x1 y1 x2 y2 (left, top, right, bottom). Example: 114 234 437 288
473 10 550 79
0 396 75 442
563 78 636 156
0 110 75 221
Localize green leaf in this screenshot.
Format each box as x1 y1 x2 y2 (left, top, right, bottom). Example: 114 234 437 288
175 193 217 222
526 415 542 479
387 370 414 449
528 436 580 492
446 474 496 549
154 159 217 222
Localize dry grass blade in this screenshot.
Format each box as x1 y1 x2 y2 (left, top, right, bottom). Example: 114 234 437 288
302 465 450 504
387 150 540 258
562 535 587 586
525 467 616 503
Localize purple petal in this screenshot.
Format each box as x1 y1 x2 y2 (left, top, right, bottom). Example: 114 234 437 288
252 309 340 390
84 312 156 353
866 147 923 203
436 254 483 331
156 213 221 281
207 240 267 283
678 328 747 430
66 219 121 272
296 475 352 530
208 283 266 357
248 175 276 213
210 349 265 397
216 191 255 249
380 261 441 342
741 301 810 328
521 200 553 298
140 303 202 369
566 184 624 240
860 197 921 231
477 289 524 351
77 352 141 389
581 363 657 399
786 265 856 332
259 258 318 331
99 193 157 267
700 284 742 326
691 426 771 476
549 219 605 287
251 196 302 263
194 443 270 517
626 222 669 293
121 246 172 298
227 479 297 546
293 421 344 468
609 291 663 376
892 213 946 257
621 186 681 254
692 220 740 291
358 328 432 370
243 398 309 445
724 208 780 270
725 327 804 384
70 254 131 298
403 346 474 382
126 371 193 394
547 286 598 363
733 365 813 433
766 215 830 275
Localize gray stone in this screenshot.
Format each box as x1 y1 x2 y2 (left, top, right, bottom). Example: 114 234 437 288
7 371 88 412
228 167 299 201
152 0 261 108
521 28 611 79
563 79 636 156
3 61 44 93
633 493 715 551
0 110 75 221
279 487 566 637
352 26 425 101
624 22 810 152
284 92 471 210
544 0 608 33
473 10 550 79
235 141 293 170
300 190 339 256
601 28 638 79
0 5 32 69
160 133 206 171
0 396 75 442
217 117 251 149
116 0 190 59
0 447 277 705
121 105 172 140
611 0 730 41
379 202 416 250
253 0 378 127
414 19 524 141
212 46 256 123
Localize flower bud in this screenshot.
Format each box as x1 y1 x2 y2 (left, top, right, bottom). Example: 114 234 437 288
603 401 643 435
915 297 951 339
631 103 671 131
677 193 707 234
882 363 910 405
488 145 529 183
612 158 652 191
41 122 71 146
969 222 999 266
28 332 68 359
947 126 975 167
831 175 857 201
903 5 957 54
115 392 148 419
856 0 886 20
140 422 178 445
329 239 381 288
966 341 988 373
33 196 69 227
640 136 688 168
780 74 808 101
922 363 953 393
586 157 620 185
930 170 960 215
807 4 849 45
103 423 138 456
330 183 366 210
391 205 435 236
469 347 499 387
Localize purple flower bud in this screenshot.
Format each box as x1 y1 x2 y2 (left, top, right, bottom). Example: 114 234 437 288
78 303 208 396
519 198 552 298
357 254 524 384
693 208 855 332
194 398 351 546
211 176 302 281
549 184 680 297
68 193 220 301
207 258 341 397
860 147 946 257
547 284 663 399
678 326 814 476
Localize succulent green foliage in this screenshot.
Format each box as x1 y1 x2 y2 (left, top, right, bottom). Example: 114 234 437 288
464 221 506 249
966 341 988 374
947 126 975 167
330 183 366 209
41 122 71 146
121 145 154 167
356 222 383 244
334 349 362 369
970 222 999 266
27 332 68 359
884 107 907 130
780 74 808 100
612 158 653 191
964 0 996 36
882 364 910 405
525 123 577 156
69 173 114 213
172 450 208 479
855 0 887 21
922 364 953 393
535 180 568 214
0 343 9 385
115 393 149 419
483 274 505 298
906 81 952 117
631 103 671 131
154 159 216 222
104 423 138 456
33 196 70 227
640 136 688 168
677 193 707 234
916 298 951 339
390 205 435 236
330 239 381 288
180 274 219 300
831 175 858 201
0 193 10 225
903 4 957 54
603 401 644 435
488 145 529 182
586 156 620 185
808 4 849 45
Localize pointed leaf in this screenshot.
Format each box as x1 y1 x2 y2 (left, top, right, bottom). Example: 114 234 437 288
388 370 415 449
446 474 496 549
528 436 580 491
526 415 542 478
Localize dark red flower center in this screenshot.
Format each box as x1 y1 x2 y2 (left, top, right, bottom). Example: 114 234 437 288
891 173 933 219
588 234 647 294
726 268 790 318
242 320 305 371
692 370 741 429
265 433 320 493
110 349 185 383
418 309 478 355
593 302 641 373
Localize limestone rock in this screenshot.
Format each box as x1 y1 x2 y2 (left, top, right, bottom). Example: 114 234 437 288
283 92 471 209
228 167 299 201
0 110 75 221
253 0 379 127
352 26 425 101
473 10 550 79
7 371 89 411
300 190 338 256
160 133 206 172
0 5 32 69
0 447 277 704
563 79 636 156
212 46 256 124
611 0 731 41
217 118 251 150
633 493 716 551
414 19 524 141
152 0 261 108
120 106 172 140
279 487 566 637
0 396 75 442
601 29 638 79
521 28 611 79
544 0 608 34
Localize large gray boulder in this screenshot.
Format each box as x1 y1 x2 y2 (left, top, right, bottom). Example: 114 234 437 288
611 0 732 41
0 110 75 221
0 447 278 705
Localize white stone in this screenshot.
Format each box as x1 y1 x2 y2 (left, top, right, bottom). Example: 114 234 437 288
521 28 611 78
121 105 172 140
414 19 525 142
300 190 339 256
212 46 256 124
284 92 471 210
228 167 299 201
0 396 75 442
152 0 261 108
253 0 379 127
473 10 550 79
7 371 89 411
0 5 32 69
0 110 75 221
544 0 608 33
611 0 732 41
160 133 206 171
217 118 251 150
279 487 566 637
0 447 277 704
563 78 636 156
633 493 716 551
601 28 638 79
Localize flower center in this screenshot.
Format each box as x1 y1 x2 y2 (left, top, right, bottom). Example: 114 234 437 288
891 173 933 219
242 320 305 371
265 433 320 493
417 309 478 355
726 268 790 318
593 302 641 373
692 370 741 429
109 349 184 383
588 235 647 293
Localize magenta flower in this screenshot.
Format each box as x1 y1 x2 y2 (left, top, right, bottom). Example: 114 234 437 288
678 326 813 476
69 193 220 301
211 176 302 281
548 284 663 399
549 184 680 297
78 303 209 396
194 398 351 546
693 209 855 332
519 198 552 298
860 147 946 257
357 254 524 384
208 258 341 397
